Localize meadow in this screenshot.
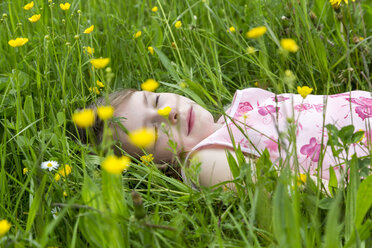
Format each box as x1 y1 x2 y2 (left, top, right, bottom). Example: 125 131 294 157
0 0 372 247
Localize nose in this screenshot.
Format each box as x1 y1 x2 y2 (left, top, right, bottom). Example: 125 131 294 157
168 110 178 125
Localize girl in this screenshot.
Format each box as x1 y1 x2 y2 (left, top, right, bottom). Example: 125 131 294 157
87 88 372 188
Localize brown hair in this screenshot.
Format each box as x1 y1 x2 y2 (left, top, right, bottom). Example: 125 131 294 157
77 89 137 144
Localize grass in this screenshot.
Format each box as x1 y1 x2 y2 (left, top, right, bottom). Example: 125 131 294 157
0 0 372 247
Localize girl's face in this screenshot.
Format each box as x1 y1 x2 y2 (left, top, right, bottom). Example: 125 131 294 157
112 91 218 162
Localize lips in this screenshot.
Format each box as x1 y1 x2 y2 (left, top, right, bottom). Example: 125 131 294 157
187 107 195 136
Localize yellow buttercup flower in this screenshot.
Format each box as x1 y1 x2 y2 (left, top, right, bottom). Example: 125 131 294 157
246 26 267 38
330 0 355 7
63 191 68 197
297 86 313 99
90 58 110 69
140 154 154 165
134 31 142 38
175 21 182 29
102 155 131 174
280 38 299 53
8 38 29 48
83 25 94 34
59 2 71 11
84 46 95 55
23 168 29 175
228 26 236 33
96 80 104 88
246 46 256 54
0 220 11 237
72 109 95 128
54 164 72 181
128 128 156 148
141 79 159 92
89 87 100 94
97 106 114 120
23 1 34 10
151 6 158 12
157 106 172 117
297 173 307 186
148 46 154 55
28 14 41 23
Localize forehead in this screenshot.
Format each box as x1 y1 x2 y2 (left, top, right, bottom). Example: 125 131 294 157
114 91 146 130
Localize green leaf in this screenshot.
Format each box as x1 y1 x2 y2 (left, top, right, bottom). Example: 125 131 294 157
328 166 338 195
26 175 47 232
355 174 372 227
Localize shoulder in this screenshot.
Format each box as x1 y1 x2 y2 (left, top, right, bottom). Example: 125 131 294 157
189 146 257 188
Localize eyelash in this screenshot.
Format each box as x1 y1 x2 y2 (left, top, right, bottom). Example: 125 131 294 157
155 95 160 107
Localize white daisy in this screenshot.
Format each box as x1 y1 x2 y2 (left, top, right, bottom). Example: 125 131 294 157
41 160 60 171
51 207 60 219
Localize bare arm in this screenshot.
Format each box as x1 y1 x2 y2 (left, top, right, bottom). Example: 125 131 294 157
191 148 255 188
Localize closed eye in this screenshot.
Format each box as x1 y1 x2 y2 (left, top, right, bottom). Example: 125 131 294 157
155 95 160 107
154 126 158 145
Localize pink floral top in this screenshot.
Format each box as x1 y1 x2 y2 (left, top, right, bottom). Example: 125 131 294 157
185 88 372 181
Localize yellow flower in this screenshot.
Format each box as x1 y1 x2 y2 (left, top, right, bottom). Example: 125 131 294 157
63 191 68 197
134 31 142 38
141 79 159 92
59 2 71 11
90 58 110 69
175 21 182 29
28 14 41 23
96 80 104 88
89 87 100 94
246 26 267 38
228 26 236 33
253 82 258 87
102 155 131 174
23 1 34 10
23 168 29 175
83 25 94 34
280 38 299 53
151 6 158 12
148 46 154 55
285 70 293 77
84 46 95 55
0 220 11 237
157 106 172 117
297 173 307 186
72 109 95 128
140 154 154 165
246 46 256 54
54 164 72 181
330 0 354 7
128 128 156 148
297 86 313 99
8 38 29 48
97 106 114 120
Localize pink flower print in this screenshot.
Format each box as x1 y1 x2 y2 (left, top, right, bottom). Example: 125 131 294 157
238 138 250 149
345 96 372 121
346 97 372 120
235 101 253 118
264 136 278 153
355 106 372 120
258 105 278 116
313 104 323 113
294 103 313 112
271 95 289 102
300 137 322 162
